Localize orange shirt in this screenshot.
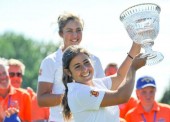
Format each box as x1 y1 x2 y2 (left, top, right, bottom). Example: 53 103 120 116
0 86 31 121
125 101 170 122
119 97 138 118
31 95 49 121
15 87 49 121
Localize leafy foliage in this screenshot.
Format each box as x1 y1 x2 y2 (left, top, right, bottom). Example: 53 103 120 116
0 32 59 91
159 81 170 105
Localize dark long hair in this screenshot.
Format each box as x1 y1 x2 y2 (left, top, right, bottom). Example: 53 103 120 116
62 45 90 120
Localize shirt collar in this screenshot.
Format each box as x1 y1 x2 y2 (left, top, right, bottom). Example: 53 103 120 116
137 101 160 114
8 85 17 95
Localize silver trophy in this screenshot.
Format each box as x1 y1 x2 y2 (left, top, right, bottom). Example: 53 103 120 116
120 3 164 65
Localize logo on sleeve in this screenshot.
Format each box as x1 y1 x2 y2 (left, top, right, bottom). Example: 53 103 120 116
90 90 99 97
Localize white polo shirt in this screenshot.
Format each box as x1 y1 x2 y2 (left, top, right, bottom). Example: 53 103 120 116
38 47 105 121
67 77 120 122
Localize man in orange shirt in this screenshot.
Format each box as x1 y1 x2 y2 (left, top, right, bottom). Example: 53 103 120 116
125 75 170 122
8 58 49 122
0 58 31 122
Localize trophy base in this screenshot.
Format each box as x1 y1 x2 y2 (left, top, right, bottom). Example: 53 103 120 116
140 51 164 65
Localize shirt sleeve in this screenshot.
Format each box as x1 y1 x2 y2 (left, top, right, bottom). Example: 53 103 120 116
19 92 32 121
71 85 105 111
124 111 132 122
38 57 56 83
101 77 112 90
94 77 112 90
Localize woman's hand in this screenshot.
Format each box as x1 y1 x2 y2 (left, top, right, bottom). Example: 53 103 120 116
131 53 147 71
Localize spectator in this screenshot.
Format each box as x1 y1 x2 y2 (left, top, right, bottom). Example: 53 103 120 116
125 76 170 122
61 45 146 122
105 62 118 76
8 58 25 88
0 58 31 122
8 58 49 122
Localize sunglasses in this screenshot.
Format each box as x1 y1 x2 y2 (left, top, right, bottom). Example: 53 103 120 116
9 72 22 77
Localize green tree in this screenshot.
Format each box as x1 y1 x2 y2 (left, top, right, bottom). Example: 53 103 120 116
0 32 59 91
159 80 170 105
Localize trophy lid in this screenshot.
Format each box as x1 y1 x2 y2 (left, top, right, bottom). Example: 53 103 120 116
120 3 161 22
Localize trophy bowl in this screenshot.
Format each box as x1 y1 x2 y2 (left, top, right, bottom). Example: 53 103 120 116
120 3 164 65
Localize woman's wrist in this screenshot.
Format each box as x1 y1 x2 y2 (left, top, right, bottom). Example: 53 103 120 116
127 53 133 60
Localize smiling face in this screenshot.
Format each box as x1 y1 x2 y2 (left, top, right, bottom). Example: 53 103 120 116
61 20 83 50
0 64 10 89
8 65 23 88
67 53 94 85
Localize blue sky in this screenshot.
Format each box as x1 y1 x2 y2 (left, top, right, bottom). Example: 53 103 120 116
0 0 170 100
